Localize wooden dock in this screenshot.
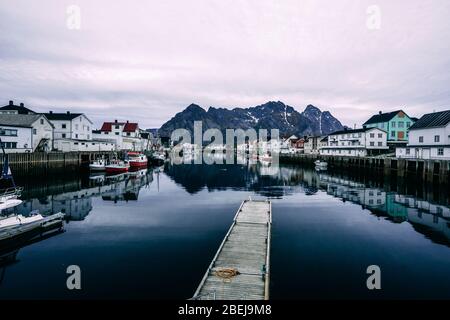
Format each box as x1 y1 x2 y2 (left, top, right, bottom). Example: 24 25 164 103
192 199 272 300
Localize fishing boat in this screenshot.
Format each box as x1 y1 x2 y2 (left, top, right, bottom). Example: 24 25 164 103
105 159 129 174
89 157 106 171
127 152 148 169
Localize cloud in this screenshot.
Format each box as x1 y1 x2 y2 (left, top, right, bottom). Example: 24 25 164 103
1 0 449 128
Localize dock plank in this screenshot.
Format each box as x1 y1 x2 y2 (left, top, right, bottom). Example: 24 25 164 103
192 199 272 300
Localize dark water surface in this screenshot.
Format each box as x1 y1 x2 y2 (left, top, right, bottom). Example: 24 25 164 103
1 161 450 299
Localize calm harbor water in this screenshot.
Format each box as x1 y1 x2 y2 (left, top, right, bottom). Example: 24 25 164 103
1 159 450 300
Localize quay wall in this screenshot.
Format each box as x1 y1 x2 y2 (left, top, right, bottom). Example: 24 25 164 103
280 154 450 185
0 151 116 176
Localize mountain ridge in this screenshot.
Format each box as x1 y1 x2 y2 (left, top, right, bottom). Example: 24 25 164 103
158 101 345 138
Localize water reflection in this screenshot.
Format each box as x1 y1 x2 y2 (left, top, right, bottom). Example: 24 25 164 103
164 160 450 247
2 168 153 220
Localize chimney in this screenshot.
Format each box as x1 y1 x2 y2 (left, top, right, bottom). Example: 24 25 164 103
67 111 70 115
9 100 13 106
115 119 118 123
126 120 129 123
20 103 24 107
379 111 382 115
49 111 53 114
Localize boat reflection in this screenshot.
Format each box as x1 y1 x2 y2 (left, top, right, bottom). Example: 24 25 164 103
2 168 153 221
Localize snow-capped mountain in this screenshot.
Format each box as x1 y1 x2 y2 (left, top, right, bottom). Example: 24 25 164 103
158 101 344 138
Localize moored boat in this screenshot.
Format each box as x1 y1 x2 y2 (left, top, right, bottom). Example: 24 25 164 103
89 158 106 171
127 152 148 168
105 160 130 174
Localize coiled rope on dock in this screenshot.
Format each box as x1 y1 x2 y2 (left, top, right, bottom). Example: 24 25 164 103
214 268 240 281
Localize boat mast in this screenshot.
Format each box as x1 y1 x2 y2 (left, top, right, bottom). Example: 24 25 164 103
0 137 16 188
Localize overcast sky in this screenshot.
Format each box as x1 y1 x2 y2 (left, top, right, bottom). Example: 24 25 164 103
1 0 449 129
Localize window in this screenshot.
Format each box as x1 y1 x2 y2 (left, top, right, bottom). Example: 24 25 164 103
438 148 444 156
115 132 119 136
62 124 67 129
0 128 18 136
370 133 375 138
358 133 362 138
407 122 411 128
435 135 440 143
398 122 404 128
380 123 384 128
1 142 17 149
33 129 37 135
391 131 395 138
378 142 382 146
419 136 424 143
40 119 44 125
392 122 396 128
115 125 120 129
378 133 382 138
75 134 79 139
75 124 79 130
87 134 90 139
74 142 79 145
127 132 131 136
406 148 410 155
348 150 351 154
370 142 375 146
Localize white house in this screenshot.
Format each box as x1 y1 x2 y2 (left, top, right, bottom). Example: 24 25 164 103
44 112 119 152
304 136 324 154
0 114 53 153
396 110 450 160
95 120 149 151
44 111 93 141
320 127 388 157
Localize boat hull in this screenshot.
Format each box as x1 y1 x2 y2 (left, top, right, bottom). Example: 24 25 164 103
129 160 148 168
105 166 129 174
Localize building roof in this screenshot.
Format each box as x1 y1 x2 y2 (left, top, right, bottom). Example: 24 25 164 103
100 121 139 132
363 110 406 125
409 110 450 130
0 114 46 128
329 127 373 135
44 112 84 121
0 103 36 114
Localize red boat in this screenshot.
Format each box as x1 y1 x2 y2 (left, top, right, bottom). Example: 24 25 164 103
105 160 130 174
127 152 148 168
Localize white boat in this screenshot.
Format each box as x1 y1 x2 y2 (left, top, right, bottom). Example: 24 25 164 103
0 212 65 241
0 213 44 230
89 158 106 171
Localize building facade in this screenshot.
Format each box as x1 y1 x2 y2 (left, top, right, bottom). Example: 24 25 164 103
363 110 415 144
396 110 450 160
319 127 388 157
0 114 53 153
97 120 148 151
44 111 93 141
